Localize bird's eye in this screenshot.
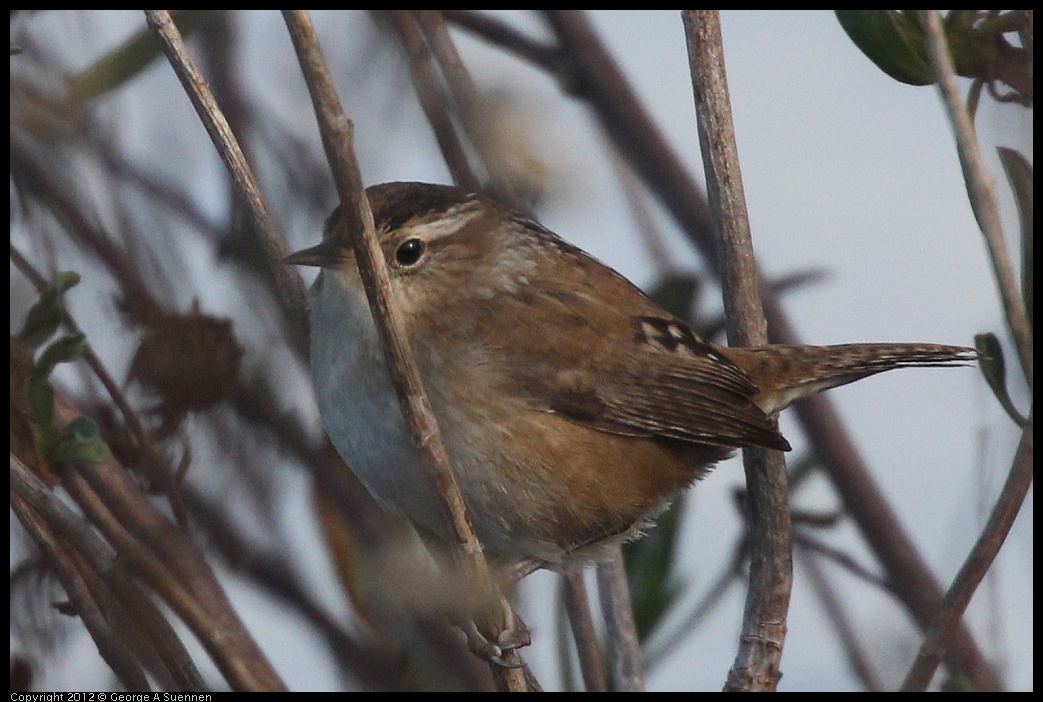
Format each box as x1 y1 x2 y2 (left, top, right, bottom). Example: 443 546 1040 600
395 238 425 267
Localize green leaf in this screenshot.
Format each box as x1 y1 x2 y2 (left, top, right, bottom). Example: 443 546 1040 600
623 498 686 641
997 147 1033 329
27 377 55 429
784 451 820 493
18 272 81 350
649 273 701 320
52 417 113 464
974 333 1028 427
69 11 215 101
32 333 87 383
940 11 995 78
53 270 81 293
19 302 62 351
835 10 934 86
26 378 57 457
943 10 980 34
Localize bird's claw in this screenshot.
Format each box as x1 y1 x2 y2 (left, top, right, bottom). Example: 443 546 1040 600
463 609 531 667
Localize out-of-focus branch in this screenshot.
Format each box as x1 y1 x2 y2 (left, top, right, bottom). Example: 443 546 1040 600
143 9 309 351
798 546 883 691
541 11 717 251
443 11 561 73
46 393 286 691
11 457 157 691
9 140 165 324
902 410 1033 691
384 11 479 191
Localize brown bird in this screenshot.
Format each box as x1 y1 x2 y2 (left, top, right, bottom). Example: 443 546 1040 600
288 182 975 567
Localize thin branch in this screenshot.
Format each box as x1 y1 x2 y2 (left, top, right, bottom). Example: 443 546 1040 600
596 545 645 691
414 10 530 209
11 457 154 692
384 11 479 191
414 10 480 113
442 11 561 74
683 10 791 691
793 531 892 594
920 10 1032 389
142 10 309 351
49 395 285 691
445 10 1004 690
560 569 608 692
902 411 1033 691
609 147 677 275
645 538 744 669
10 139 165 323
542 11 717 250
280 10 529 689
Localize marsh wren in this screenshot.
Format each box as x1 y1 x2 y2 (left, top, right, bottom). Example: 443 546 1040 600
288 182 974 567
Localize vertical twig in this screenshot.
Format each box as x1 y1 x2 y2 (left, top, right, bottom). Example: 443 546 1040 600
280 11 529 689
596 545 646 691
415 10 526 208
919 10 1032 388
683 10 792 691
384 11 480 191
561 569 609 692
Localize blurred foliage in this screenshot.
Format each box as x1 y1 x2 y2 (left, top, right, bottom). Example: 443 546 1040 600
836 10 1032 106
128 305 244 438
12 272 113 466
69 10 215 101
623 498 686 642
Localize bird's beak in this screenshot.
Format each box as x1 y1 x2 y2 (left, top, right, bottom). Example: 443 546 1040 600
284 240 350 268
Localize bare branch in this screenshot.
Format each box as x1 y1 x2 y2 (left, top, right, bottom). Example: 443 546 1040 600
384 11 479 191
596 545 645 691
902 411 1033 690
920 11 1032 389
143 10 309 350
280 10 530 689
798 547 883 691
683 11 791 691
11 457 155 691
560 569 609 692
